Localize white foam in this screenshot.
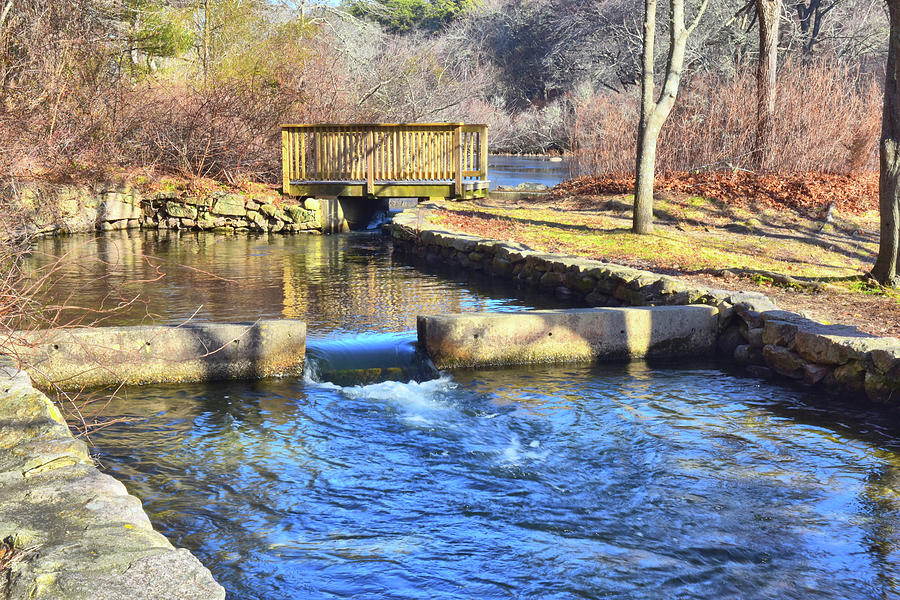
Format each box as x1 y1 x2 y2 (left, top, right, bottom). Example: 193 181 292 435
500 435 549 465
339 375 457 407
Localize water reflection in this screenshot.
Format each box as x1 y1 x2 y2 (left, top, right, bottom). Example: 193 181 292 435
28 230 562 333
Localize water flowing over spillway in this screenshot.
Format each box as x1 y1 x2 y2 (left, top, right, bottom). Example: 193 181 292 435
30 231 900 599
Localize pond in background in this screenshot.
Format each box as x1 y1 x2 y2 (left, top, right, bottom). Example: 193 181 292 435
488 155 570 190
27 230 900 600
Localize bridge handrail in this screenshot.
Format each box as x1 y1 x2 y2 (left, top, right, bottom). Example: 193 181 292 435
281 123 488 196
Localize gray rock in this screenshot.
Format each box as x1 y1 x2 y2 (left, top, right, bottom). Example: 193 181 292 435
210 194 246 217
165 201 198 220
717 325 745 357
734 344 764 366
865 370 900 403
793 328 900 366
98 194 141 221
515 182 550 191
803 362 833 385
831 360 866 391
746 327 764 348
871 347 900 376
762 320 799 347
0 372 226 600
182 196 213 207
492 257 515 277
762 344 806 379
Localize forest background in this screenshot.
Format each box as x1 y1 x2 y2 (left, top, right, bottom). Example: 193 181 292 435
0 0 888 183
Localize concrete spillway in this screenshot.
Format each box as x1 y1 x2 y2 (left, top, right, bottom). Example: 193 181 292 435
9 320 307 390
417 306 720 369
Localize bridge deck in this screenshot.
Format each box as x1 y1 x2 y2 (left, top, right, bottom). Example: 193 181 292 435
282 123 488 199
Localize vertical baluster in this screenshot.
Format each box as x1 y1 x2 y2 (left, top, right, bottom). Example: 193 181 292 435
397 128 406 180
281 127 289 192
422 131 427 180
480 126 488 181
339 129 345 179
357 129 364 181
453 125 462 197
443 131 449 179
378 130 384 180
428 132 435 180
299 129 306 180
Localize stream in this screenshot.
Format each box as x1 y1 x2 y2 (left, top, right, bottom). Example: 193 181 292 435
26 229 900 600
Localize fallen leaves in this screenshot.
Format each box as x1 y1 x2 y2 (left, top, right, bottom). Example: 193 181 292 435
551 171 879 215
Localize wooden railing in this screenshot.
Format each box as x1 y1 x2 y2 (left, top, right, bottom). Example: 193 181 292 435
281 123 488 196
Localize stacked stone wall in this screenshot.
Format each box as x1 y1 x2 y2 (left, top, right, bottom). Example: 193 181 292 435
7 182 324 235
390 206 900 404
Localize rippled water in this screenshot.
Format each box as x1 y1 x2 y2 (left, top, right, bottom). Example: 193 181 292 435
28 231 900 599
488 155 570 190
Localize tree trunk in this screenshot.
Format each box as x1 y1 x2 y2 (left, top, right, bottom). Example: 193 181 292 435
634 0 658 235
754 0 781 171
632 0 709 235
873 0 900 287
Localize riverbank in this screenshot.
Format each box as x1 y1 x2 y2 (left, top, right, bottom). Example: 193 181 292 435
431 187 898 338
0 356 225 599
390 202 900 404
3 176 382 237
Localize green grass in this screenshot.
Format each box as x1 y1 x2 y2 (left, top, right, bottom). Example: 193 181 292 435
434 196 881 289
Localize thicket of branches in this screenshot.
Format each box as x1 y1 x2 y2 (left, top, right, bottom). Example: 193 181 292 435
0 0 890 181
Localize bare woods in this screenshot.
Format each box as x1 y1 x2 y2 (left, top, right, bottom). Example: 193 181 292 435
0 0 889 183
569 61 883 177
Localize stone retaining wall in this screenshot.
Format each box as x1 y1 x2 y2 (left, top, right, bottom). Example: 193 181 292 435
7 182 359 236
390 206 900 404
0 358 224 600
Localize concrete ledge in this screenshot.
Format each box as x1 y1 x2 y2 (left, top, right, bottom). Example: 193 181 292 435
391 207 900 403
417 306 719 368
0 361 224 599
9 320 306 390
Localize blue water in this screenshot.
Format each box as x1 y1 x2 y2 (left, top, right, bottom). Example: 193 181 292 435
31 231 900 599
488 155 569 190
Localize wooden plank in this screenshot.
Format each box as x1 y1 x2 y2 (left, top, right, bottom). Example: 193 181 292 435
282 128 290 193
314 128 321 179
298 129 306 180
479 126 488 180
453 126 462 197
366 129 375 195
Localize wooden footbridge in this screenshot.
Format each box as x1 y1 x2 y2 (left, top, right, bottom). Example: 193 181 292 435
281 123 489 200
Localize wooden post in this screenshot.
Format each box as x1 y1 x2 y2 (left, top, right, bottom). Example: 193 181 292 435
453 125 462 198
480 126 488 180
281 128 291 194
366 129 375 196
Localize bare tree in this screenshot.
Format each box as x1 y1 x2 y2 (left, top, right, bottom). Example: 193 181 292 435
754 0 782 170
873 0 900 287
633 0 709 234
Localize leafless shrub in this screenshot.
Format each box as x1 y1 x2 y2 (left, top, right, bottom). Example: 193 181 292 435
569 60 883 176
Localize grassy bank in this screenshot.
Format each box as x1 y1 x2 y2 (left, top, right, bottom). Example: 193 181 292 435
430 179 900 338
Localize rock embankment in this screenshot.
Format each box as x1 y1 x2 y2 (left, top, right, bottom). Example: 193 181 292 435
8 182 344 235
0 358 224 600
391 205 900 404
